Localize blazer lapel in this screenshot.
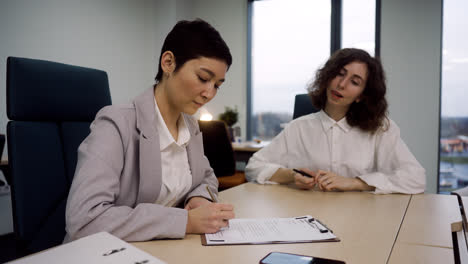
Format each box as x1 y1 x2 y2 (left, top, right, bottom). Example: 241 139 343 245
134 87 162 204
184 114 205 190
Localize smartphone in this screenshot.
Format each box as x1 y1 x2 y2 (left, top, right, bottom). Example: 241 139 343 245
259 252 345 264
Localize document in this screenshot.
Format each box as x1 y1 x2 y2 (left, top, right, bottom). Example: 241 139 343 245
202 215 339 245
9 232 166 264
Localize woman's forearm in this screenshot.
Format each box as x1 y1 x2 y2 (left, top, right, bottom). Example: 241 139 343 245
270 168 295 184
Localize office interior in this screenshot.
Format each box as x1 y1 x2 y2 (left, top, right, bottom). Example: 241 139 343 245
0 0 447 262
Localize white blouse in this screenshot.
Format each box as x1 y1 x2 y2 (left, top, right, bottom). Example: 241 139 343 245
245 110 426 194
154 100 192 207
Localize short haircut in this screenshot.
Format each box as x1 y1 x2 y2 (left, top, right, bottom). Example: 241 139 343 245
308 48 388 133
155 19 232 82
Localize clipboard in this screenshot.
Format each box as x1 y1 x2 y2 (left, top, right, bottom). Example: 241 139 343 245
9 232 166 264
201 215 340 246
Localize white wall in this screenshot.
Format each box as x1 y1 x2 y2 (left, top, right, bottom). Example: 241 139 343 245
380 0 442 193
0 0 164 158
172 0 248 140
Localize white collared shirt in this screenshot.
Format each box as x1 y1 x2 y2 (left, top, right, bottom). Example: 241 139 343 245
154 100 192 207
245 110 426 194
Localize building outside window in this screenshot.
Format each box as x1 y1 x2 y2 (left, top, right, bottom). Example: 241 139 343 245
438 0 468 193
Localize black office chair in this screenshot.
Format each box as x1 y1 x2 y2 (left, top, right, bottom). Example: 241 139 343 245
0 134 8 187
292 93 319 119
6 57 111 255
198 120 246 190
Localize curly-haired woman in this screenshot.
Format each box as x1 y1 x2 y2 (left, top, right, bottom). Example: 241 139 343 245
245 48 425 194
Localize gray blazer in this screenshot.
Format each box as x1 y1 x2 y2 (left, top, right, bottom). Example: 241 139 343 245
64 87 218 242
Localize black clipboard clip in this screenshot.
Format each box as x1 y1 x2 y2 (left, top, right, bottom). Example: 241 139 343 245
309 218 332 233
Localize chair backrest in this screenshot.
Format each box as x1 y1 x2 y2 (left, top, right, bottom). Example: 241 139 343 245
198 120 236 177
0 134 4 161
292 93 319 119
6 57 111 254
0 134 8 185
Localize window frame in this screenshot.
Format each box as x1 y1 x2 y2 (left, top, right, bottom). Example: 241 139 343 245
246 0 381 140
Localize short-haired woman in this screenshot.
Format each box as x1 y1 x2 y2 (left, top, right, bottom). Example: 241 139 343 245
65 19 235 242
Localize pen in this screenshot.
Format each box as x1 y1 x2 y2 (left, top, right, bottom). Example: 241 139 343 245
206 186 230 228
293 169 314 178
206 186 218 202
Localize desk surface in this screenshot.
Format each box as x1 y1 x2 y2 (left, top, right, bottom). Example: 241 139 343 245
232 141 269 152
387 194 461 264
133 183 411 264
395 194 461 248
387 242 454 264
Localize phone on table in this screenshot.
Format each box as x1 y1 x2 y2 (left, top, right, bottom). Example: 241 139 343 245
259 252 345 264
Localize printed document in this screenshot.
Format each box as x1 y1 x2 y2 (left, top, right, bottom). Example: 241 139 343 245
203 215 338 245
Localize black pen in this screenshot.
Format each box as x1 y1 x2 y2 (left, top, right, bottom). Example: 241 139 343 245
293 169 314 178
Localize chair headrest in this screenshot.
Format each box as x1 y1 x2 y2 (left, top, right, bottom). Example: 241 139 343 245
293 93 318 119
7 57 112 121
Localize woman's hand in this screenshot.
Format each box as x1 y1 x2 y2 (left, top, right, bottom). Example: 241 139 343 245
186 203 235 234
184 196 211 210
293 168 317 190
316 170 374 192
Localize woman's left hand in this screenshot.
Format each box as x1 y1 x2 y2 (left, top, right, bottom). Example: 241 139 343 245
185 196 212 210
316 170 361 192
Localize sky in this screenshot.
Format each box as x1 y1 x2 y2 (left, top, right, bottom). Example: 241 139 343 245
441 0 468 117
252 0 374 114
252 0 467 118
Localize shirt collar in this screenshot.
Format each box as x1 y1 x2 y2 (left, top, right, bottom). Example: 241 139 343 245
154 98 191 150
318 110 352 133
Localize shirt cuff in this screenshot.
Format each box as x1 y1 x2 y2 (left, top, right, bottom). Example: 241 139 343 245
255 164 283 184
358 172 392 194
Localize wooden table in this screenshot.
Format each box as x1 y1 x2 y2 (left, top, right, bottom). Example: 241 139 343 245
133 183 412 264
387 194 461 263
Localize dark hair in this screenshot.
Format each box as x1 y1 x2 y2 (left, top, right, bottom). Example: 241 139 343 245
308 48 388 132
155 19 232 82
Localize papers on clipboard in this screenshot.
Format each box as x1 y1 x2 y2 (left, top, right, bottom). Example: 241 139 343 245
8 232 166 264
202 215 339 246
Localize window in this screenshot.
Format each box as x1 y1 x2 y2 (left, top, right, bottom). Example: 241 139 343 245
342 0 376 56
248 0 378 141
250 0 330 140
438 0 468 193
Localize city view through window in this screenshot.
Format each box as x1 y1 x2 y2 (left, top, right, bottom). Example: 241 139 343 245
439 0 468 193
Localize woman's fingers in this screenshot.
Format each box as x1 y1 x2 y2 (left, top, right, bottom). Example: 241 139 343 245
294 174 315 189
218 210 235 220
186 202 236 234
215 203 234 212
317 174 330 188
319 174 338 191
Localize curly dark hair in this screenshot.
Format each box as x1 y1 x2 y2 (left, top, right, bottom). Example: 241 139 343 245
308 48 388 133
